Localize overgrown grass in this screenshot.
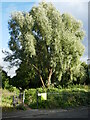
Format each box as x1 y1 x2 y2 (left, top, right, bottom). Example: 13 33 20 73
1 85 90 111
1 87 20 112
16 104 27 110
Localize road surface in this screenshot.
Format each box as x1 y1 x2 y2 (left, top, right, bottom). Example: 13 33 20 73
2 106 90 119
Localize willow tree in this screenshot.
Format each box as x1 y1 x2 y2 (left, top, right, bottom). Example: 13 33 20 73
4 2 85 88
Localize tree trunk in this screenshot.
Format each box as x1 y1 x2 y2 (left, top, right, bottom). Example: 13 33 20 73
32 64 45 88
39 74 45 88
27 58 45 88
48 68 53 87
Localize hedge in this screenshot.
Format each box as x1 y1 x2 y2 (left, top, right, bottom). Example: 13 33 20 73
24 86 90 109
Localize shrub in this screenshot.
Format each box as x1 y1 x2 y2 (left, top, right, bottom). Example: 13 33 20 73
24 86 90 109
16 104 26 110
2 88 20 111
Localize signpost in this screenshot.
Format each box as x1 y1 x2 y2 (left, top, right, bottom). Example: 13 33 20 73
23 91 25 105
37 90 47 109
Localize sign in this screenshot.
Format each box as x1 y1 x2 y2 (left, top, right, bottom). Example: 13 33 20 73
41 93 47 101
38 93 41 96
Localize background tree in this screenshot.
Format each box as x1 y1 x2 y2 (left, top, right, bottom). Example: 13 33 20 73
4 2 85 88
9 61 41 90
75 62 89 85
1 69 10 89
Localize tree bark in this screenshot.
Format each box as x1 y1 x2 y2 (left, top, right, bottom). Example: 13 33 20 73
48 68 53 87
27 58 45 88
39 74 45 88
32 64 45 88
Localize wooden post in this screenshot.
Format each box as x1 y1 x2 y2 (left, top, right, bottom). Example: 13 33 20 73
23 91 25 105
16 95 18 104
13 96 15 107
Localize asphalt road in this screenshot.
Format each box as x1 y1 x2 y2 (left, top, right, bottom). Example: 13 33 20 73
2 106 90 119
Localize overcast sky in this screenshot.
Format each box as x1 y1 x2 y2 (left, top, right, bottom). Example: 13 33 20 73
0 0 89 77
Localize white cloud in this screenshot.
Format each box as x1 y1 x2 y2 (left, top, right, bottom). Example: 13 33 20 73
7 66 17 78
53 2 88 20
0 48 18 78
80 56 88 63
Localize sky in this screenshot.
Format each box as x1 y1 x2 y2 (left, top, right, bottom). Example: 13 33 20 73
0 0 89 77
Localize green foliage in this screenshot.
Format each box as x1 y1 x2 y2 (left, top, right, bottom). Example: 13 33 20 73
1 70 10 89
2 88 20 108
16 104 26 110
1 68 20 92
2 89 14 110
72 62 89 85
2 86 90 111
24 89 37 106
25 86 90 109
2 88 28 112
4 2 86 88
58 62 89 87
9 62 41 90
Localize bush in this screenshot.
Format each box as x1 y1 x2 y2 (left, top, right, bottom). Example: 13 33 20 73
16 104 26 110
2 88 20 111
2 89 14 111
24 86 90 109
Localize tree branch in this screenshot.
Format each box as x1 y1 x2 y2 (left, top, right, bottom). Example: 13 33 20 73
32 64 45 88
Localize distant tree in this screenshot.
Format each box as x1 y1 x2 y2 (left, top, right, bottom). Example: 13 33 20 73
69 62 89 85
79 62 89 84
9 61 41 90
1 69 10 89
0 67 2 88
4 2 85 88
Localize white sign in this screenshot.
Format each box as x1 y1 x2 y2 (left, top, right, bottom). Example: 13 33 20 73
38 93 41 96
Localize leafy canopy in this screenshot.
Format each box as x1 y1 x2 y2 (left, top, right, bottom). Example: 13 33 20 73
4 2 85 88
